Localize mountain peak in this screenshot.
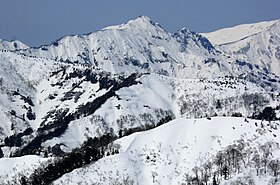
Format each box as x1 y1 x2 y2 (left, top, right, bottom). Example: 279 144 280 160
134 15 152 22
0 39 29 51
102 15 160 31
126 15 155 27
177 27 194 34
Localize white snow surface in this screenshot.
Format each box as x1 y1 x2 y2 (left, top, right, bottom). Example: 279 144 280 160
202 19 279 46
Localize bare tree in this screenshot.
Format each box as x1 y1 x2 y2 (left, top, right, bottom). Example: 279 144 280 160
260 142 273 174
252 152 262 176
151 171 158 183
268 159 280 178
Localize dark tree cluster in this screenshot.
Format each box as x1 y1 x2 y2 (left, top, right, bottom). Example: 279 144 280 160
26 107 36 120
251 107 277 121
0 148 3 158
118 109 175 137
12 90 34 106
4 127 33 148
20 132 118 185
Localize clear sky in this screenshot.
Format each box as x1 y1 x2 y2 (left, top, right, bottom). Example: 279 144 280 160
1 0 279 47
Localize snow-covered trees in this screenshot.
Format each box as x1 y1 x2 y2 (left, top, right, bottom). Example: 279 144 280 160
183 139 280 184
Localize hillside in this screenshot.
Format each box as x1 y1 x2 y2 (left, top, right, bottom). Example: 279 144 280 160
1 117 279 184
52 117 280 185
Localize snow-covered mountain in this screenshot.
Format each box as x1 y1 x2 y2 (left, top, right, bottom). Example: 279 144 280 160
15 16 280 90
18 16 224 79
203 19 280 77
0 16 279 185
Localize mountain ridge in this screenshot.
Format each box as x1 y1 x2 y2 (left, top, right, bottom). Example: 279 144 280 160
202 19 280 46
8 16 279 90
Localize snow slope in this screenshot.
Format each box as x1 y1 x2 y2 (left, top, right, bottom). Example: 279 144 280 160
0 50 57 143
52 117 280 185
3 67 272 156
202 19 279 46
220 23 280 76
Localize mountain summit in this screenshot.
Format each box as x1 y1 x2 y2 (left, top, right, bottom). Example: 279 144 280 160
102 15 161 31
0 39 29 51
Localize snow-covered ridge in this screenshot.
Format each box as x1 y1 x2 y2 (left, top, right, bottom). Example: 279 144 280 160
11 16 279 85
202 19 279 46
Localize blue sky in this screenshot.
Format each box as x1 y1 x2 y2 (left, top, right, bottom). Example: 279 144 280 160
0 0 279 46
